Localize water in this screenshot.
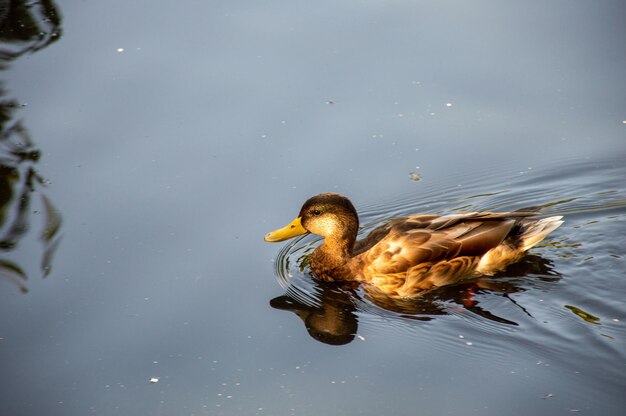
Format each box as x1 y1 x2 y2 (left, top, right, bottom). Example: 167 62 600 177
1 0 625 415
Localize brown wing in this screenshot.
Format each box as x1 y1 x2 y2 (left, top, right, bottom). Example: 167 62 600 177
356 212 521 275
352 215 439 255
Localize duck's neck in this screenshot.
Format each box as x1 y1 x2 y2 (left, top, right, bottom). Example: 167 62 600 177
320 234 354 259
310 230 357 282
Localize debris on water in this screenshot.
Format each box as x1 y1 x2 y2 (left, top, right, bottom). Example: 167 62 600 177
446 103 453 107
409 172 422 182
357 335 365 341
148 377 159 383
116 48 124 53
565 305 600 324
542 393 554 399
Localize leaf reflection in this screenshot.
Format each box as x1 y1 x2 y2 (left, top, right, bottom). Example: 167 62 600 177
0 0 63 292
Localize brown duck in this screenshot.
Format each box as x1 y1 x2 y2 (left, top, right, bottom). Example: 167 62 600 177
265 193 563 297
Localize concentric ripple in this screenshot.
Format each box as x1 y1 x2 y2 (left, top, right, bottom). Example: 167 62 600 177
270 155 626 352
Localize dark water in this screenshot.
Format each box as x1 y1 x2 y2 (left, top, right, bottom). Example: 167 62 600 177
1 1 625 415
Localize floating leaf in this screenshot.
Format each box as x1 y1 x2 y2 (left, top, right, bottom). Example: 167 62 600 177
565 305 600 325
409 172 422 182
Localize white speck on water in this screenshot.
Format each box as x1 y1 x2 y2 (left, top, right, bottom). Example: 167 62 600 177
357 335 365 341
466 342 473 346
260 134 267 139
116 48 124 52
612 318 619 322
446 103 452 107
148 377 159 383
458 335 464 339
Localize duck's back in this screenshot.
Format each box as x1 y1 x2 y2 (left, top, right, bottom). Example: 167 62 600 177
351 211 562 297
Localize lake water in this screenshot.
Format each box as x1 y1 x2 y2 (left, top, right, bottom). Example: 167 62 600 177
1 1 625 415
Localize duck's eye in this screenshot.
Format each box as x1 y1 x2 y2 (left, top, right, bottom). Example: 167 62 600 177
312 209 322 216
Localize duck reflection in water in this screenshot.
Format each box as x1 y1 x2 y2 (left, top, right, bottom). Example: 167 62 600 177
271 254 560 345
266 193 563 344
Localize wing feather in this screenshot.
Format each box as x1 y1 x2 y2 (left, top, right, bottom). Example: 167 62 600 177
356 212 522 275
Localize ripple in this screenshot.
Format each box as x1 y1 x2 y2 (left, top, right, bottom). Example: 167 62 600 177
269 154 626 353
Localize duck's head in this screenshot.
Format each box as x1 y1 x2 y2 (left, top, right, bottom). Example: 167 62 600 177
264 193 359 243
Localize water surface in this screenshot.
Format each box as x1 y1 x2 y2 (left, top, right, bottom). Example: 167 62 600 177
1 1 625 415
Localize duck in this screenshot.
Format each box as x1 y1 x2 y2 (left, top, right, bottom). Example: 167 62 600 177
264 193 563 297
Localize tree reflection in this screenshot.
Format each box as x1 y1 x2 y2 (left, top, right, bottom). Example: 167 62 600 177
0 0 62 292
271 254 560 345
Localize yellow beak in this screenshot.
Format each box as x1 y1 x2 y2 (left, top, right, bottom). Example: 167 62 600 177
264 217 308 242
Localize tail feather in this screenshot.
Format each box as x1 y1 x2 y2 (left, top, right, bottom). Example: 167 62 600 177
519 216 563 251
